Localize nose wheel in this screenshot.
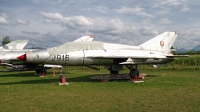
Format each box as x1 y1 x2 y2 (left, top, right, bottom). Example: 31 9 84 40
126 64 139 79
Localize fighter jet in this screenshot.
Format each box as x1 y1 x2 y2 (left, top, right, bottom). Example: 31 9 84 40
0 35 94 73
17 31 181 79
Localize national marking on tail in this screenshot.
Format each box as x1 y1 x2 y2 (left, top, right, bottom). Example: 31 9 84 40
139 31 179 51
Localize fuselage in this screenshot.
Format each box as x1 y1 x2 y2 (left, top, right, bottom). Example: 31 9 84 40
24 42 174 66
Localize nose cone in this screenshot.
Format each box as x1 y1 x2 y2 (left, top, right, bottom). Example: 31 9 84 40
17 54 26 61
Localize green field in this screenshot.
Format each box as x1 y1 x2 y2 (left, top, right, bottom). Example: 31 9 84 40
0 67 200 112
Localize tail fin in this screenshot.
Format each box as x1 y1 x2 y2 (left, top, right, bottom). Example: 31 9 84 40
2 40 29 50
139 31 178 51
73 35 94 42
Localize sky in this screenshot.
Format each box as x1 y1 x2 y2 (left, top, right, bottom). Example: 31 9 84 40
0 0 200 49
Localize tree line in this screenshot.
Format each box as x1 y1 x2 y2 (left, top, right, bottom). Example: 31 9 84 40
175 50 200 55
1 36 11 46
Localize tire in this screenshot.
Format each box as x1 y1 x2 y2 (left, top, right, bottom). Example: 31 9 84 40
36 69 41 74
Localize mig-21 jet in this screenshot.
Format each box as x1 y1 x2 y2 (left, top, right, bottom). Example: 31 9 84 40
17 31 182 79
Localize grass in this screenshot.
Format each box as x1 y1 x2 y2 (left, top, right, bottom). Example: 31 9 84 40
0 68 200 112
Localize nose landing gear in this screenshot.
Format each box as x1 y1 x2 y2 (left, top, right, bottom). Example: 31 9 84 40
126 64 139 79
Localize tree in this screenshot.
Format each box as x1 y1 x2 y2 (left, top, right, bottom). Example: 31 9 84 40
187 50 196 55
2 36 10 46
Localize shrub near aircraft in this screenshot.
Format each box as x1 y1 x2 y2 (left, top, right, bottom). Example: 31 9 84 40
0 35 94 74
18 31 183 79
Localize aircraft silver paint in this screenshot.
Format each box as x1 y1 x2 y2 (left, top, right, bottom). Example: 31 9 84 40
18 32 179 78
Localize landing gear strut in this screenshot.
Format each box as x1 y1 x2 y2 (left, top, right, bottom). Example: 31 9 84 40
108 64 122 74
126 64 139 79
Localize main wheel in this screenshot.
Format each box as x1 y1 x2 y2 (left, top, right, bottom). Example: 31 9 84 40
130 69 139 79
36 69 42 75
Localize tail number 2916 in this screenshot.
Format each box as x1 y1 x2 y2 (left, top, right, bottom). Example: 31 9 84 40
52 55 69 61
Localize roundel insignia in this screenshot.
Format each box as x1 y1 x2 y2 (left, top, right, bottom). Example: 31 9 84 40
160 41 164 47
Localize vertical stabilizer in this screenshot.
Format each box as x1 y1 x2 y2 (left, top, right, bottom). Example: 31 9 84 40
73 35 94 42
139 32 178 51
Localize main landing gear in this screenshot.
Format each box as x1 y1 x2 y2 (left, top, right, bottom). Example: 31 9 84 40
36 68 47 76
108 64 122 75
126 64 140 79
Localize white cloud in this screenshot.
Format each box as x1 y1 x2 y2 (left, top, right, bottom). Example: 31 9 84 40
17 19 28 25
139 27 158 36
44 19 52 23
87 6 109 13
95 6 109 13
180 5 190 12
115 6 142 14
39 11 162 46
68 16 93 26
153 0 189 13
153 0 183 8
114 6 154 18
82 18 122 34
160 0 182 6
41 11 64 20
41 12 93 26
21 31 40 35
1 13 7 18
0 17 9 24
